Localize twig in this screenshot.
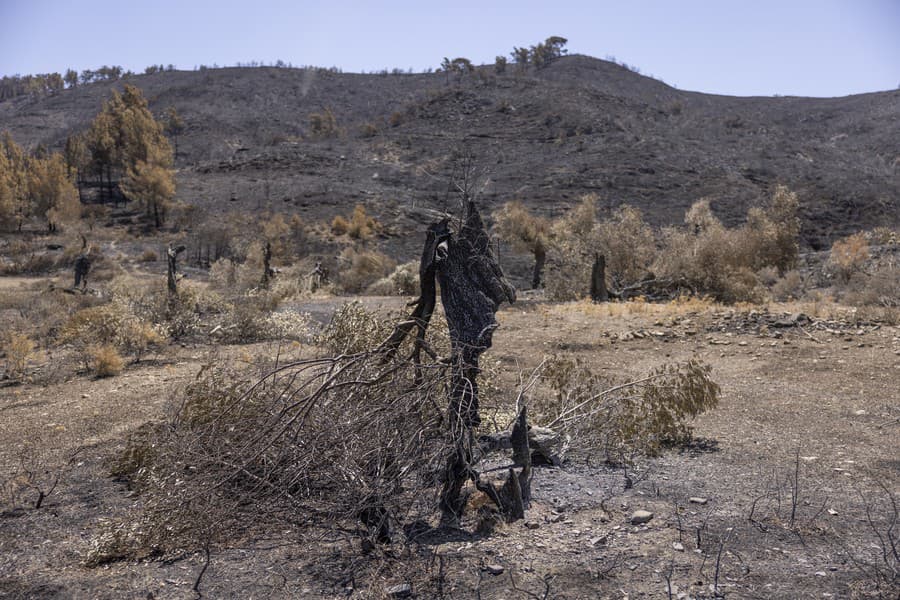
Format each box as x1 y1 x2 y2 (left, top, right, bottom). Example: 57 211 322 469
797 325 822 343
193 541 211 597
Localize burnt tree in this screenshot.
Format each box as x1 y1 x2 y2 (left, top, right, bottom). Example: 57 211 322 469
382 201 517 524
590 253 609 302
167 244 186 299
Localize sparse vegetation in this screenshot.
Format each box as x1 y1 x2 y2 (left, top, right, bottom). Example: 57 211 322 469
2 331 35 379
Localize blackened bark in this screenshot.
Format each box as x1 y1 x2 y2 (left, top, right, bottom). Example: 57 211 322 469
167 244 186 299
379 202 516 525
532 245 546 289
591 253 609 303
434 202 515 522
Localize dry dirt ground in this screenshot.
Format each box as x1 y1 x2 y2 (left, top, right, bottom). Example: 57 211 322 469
1 283 898 599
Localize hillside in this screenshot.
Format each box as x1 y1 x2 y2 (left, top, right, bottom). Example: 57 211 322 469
1 54 898 253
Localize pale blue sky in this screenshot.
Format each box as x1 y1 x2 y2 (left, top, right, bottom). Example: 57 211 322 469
1 0 898 97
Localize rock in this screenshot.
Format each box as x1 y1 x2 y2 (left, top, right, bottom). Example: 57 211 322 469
386 583 412 598
773 312 808 328
524 521 540 530
484 564 504 576
630 510 654 525
689 497 708 505
589 536 607 546
673 542 684 551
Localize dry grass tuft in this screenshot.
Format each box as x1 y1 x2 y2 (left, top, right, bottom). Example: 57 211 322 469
89 344 123 377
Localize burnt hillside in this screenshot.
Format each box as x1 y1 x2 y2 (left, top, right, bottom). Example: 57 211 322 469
1 54 898 251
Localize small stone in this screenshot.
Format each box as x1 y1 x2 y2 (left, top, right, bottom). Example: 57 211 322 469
689 497 708 505
589 536 607 546
484 564 504 576
524 521 540 530
827 508 838 516
673 542 685 551
814 571 827 577
81 393 89 399
386 583 412 598
630 510 654 525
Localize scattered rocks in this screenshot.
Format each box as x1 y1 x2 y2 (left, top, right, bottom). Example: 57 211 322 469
630 510 654 525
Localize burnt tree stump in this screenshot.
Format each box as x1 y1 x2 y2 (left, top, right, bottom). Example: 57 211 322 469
167 244 187 299
590 253 609 303
382 201 516 524
74 255 91 291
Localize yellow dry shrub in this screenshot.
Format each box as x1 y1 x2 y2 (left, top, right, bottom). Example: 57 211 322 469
330 214 350 236
59 301 164 360
3 332 35 379
89 344 124 377
829 232 869 282
337 247 395 293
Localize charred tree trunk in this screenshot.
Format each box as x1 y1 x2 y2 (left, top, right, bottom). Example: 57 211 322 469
433 202 515 523
380 201 517 526
532 245 546 289
167 244 186 300
590 253 609 303
260 241 273 289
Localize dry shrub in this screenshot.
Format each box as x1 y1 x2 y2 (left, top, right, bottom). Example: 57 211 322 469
591 204 656 288
338 247 395 294
261 212 292 260
138 249 158 262
208 257 237 289
653 192 799 303
348 204 380 240
103 344 453 561
317 300 395 355
869 226 898 246
545 196 655 299
58 297 165 362
365 260 420 296
3 332 35 379
360 122 379 137
530 355 719 461
208 242 271 292
770 269 804 301
331 205 380 240
331 214 350 236
308 107 338 138
492 200 551 288
828 231 870 283
653 224 765 303
264 308 314 342
89 344 123 377
843 263 900 309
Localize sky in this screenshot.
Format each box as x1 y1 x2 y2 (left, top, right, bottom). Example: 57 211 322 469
0 0 898 97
